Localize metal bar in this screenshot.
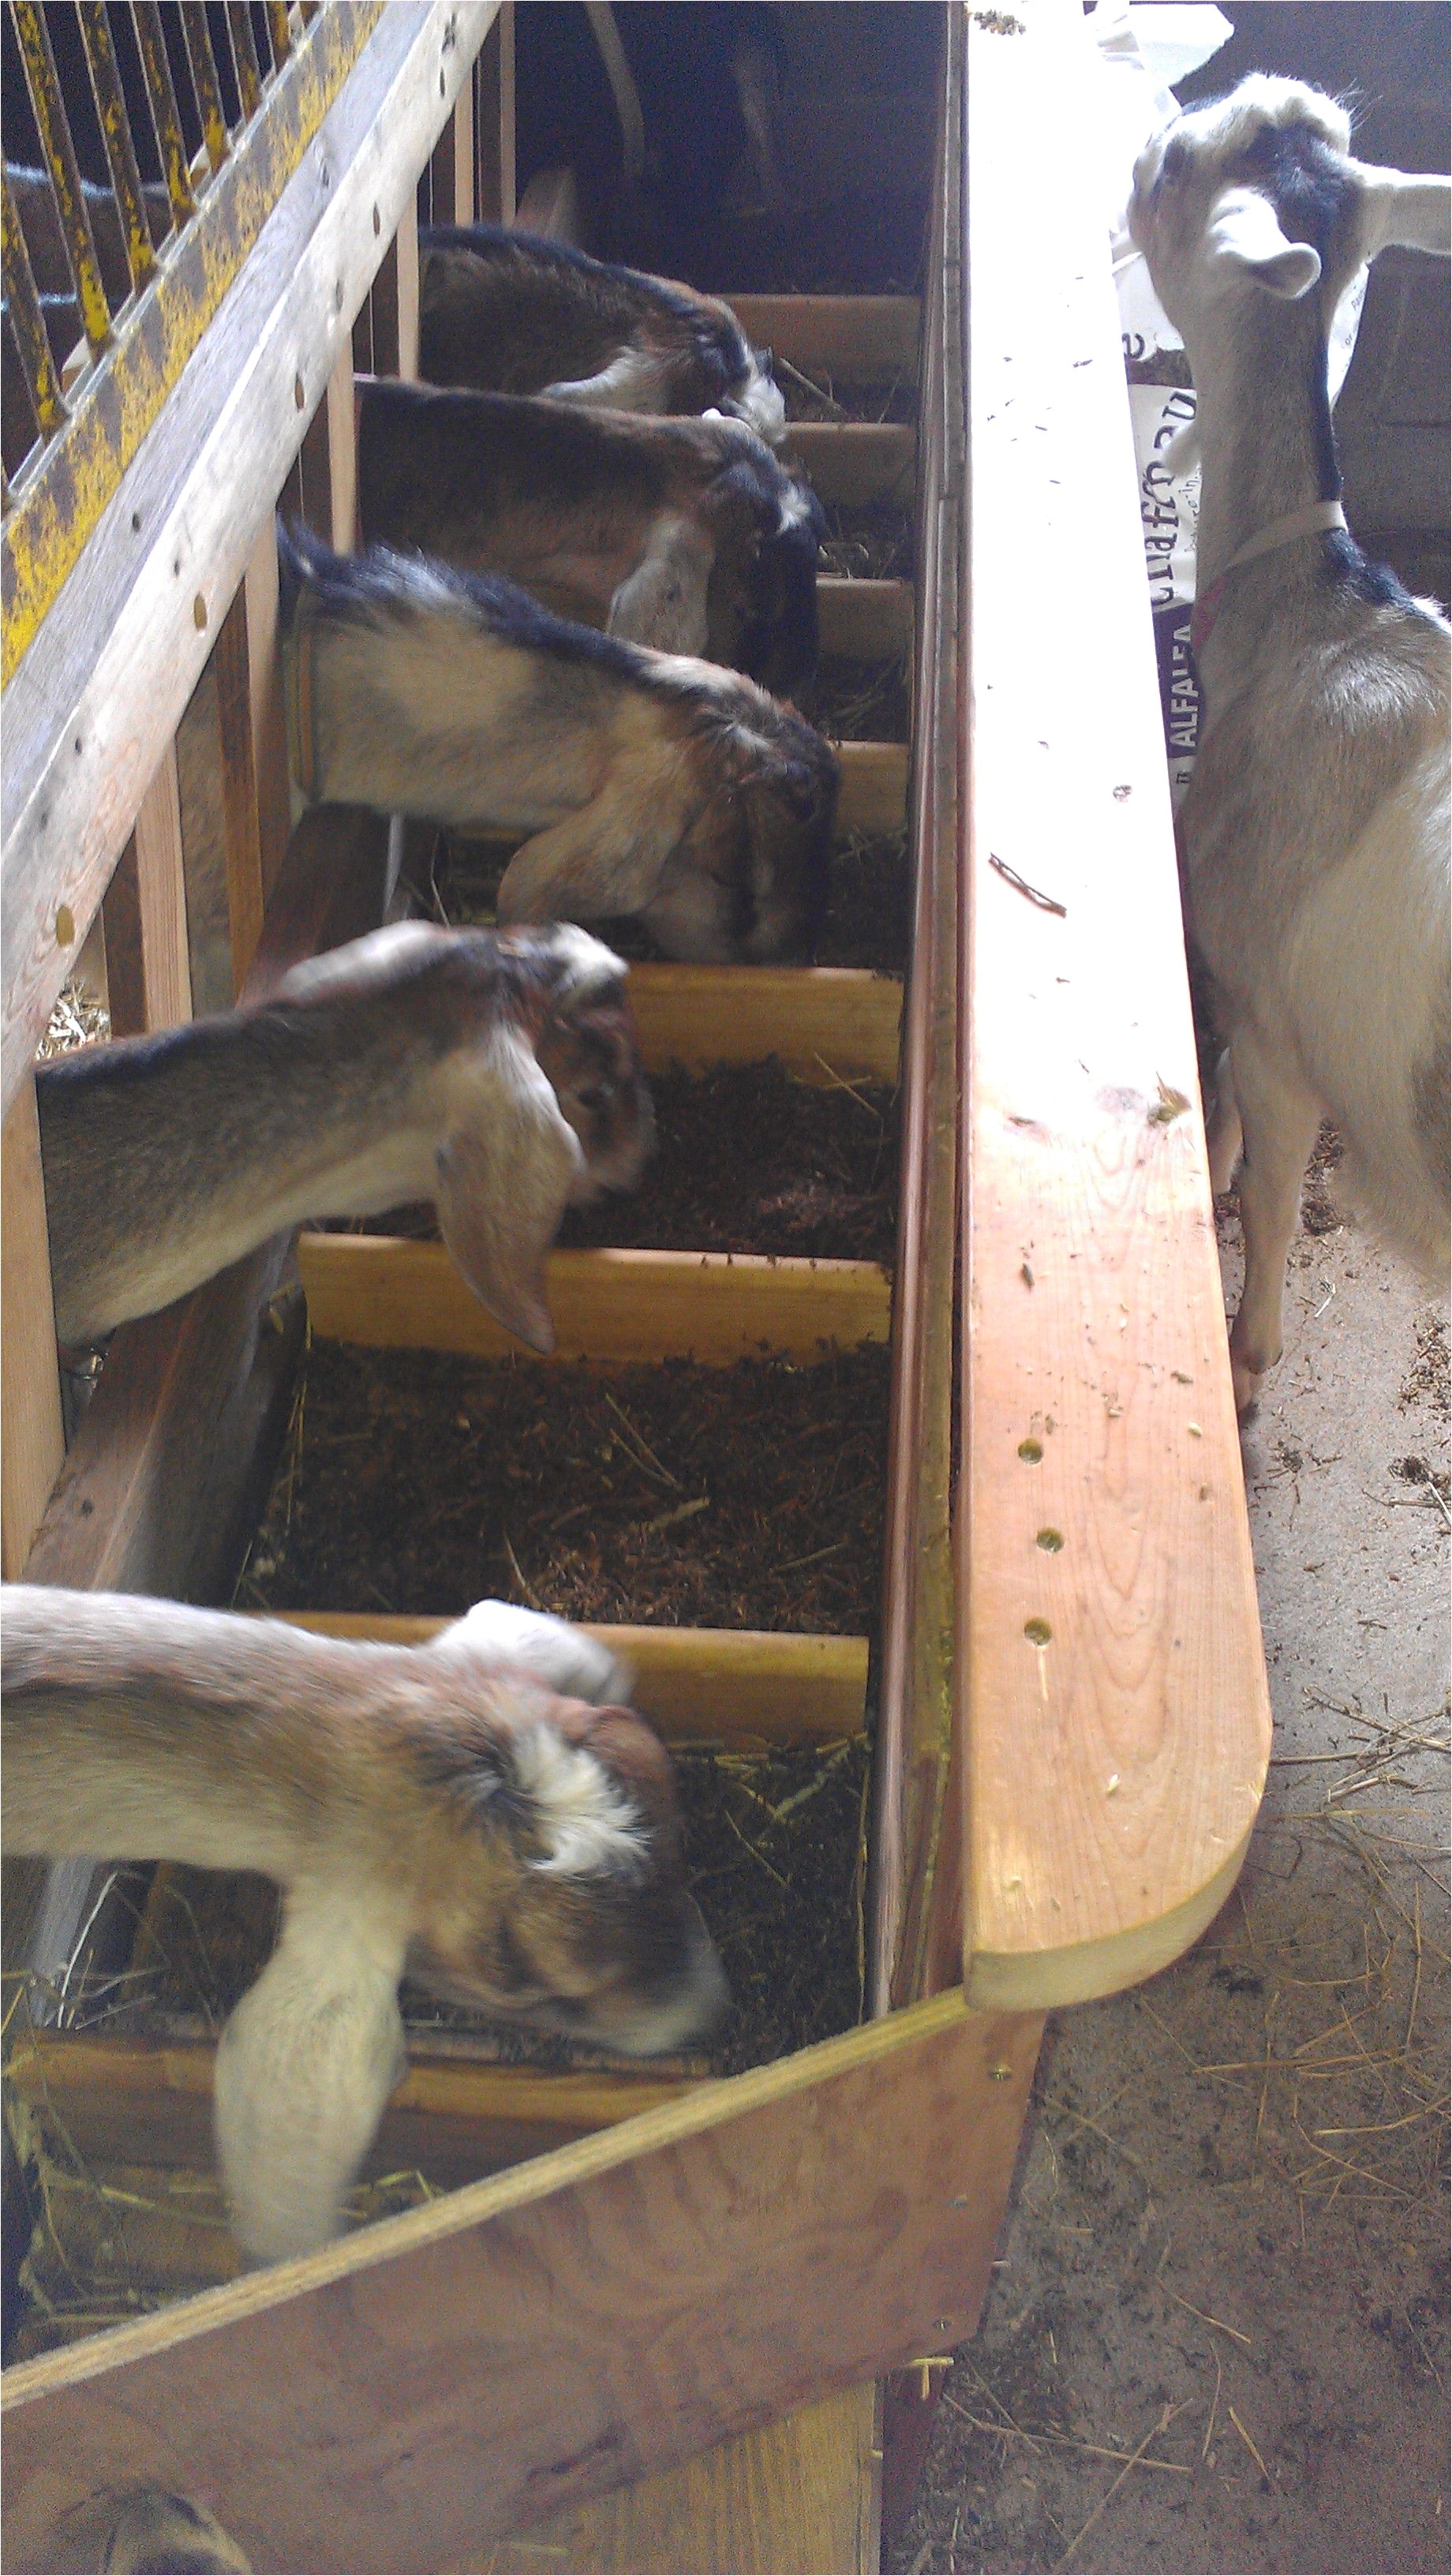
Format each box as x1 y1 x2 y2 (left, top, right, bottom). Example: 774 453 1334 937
227 2 264 118
132 2 197 226
10 2 112 355
180 3 230 168
76 2 158 295
0 168 68 440
264 1 293 69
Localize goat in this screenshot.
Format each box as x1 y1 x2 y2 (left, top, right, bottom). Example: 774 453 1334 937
418 219 788 447
279 524 838 964
356 376 823 695
38 920 649 1355
2 1588 728 2263
1128 77 1450 1416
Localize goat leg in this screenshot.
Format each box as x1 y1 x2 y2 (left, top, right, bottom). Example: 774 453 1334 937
1226 1029 1320 1417
213 1887 408 2264
1204 1046 1244 1193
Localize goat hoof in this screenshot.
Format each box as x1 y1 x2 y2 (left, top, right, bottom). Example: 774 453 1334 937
1231 1354 1263 1421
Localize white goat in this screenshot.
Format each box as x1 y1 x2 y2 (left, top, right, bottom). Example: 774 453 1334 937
2 1589 726 2264
1129 77 1450 1414
38 920 650 1356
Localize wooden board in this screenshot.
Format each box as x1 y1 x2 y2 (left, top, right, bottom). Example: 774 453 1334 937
960 0 1270 2012
500 2387 880 2576
834 739 908 835
784 424 915 510
624 964 900 1084
0 1077 65 1582
818 577 913 661
271 1618 870 1750
102 748 193 1038
298 1237 892 1363
727 297 919 384
6 2033 692 2206
0 1994 1042 2575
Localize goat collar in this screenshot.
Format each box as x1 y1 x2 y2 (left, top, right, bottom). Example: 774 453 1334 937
1190 500 1349 657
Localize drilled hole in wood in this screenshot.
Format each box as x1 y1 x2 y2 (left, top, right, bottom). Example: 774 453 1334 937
1017 1437 1043 1462
1035 1528 1064 1552
1024 1616 1051 1646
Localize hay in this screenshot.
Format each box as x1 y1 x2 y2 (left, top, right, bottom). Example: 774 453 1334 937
37 979 109 1058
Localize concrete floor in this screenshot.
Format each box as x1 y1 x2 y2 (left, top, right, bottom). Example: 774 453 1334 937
893 1173 1450 2575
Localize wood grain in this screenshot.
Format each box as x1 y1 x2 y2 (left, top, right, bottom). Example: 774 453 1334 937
500 2387 880 2575
297 1237 891 1362
269 1616 870 1750
727 297 919 384
785 424 915 510
0 1077 65 1581
960 0 1270 2012
103 747 193 1038
0 1995 1042 2575
624 963 900 1084
1 2 491 1120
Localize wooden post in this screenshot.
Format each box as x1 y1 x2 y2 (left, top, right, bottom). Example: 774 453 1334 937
0 1078 65 1578
244 522 291 904
103 747 193 1038
369 194 419 380
476 1 515 223
324 343 357 551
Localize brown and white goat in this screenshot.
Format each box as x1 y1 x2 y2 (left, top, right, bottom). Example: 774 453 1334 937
356 376 823 695
39 921 649 1354
2 1588 727 2263
1129 77 1450 1415
280 524 839 964
418 220 788 447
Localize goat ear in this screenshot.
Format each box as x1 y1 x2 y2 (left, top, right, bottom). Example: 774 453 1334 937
435 1035 584 1354
607 515 714 654
1353 167 1451 263
1207 188 1322 298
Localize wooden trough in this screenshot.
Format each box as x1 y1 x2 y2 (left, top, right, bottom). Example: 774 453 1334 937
0 6 1270 2568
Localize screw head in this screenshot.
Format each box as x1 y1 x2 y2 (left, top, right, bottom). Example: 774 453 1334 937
988 2063 1012 2083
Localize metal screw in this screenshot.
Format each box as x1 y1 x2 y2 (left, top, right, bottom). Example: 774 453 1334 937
988 2063 1012 2083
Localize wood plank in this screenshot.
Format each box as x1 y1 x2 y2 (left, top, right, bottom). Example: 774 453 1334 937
324 345 357 552
784 422 915 510
369 193 421 382
873 0 964 2022
6 2033 690 2205
0 1994 1042 2574
727 297 919 384
475 2 515 225
102 747 192 1039
503 2387 880 2576
2 2 489 1121
836 739 908 835
624 964 900 1085
173 592 267 1014
297 1237 892 1362
960 0 1270 2012
244 523 291 907
818 577 913 661
0 1077 64 1580
270 1617 870 1750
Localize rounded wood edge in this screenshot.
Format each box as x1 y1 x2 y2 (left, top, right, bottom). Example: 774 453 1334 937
964 1830 1255 2013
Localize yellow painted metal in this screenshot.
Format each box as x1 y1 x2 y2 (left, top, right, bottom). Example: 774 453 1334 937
11 2 113 354
132 2 198 227
181 2 233 174
77 1 158 294
1 2 386 687
1 171 67 440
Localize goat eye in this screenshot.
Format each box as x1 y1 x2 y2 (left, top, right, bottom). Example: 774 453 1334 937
575 1084 610 1114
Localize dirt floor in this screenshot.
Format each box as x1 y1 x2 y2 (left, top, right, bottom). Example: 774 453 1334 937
893 1200 1450 2576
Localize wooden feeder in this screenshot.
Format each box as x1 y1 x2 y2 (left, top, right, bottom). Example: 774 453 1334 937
0 4 1269 2567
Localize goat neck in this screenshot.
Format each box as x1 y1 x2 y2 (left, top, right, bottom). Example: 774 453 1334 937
1184 284 1341 596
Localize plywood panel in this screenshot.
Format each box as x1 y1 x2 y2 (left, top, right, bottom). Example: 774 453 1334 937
625 963 900 1084
298 1237 892 1362
1 1995 1042 2575
273 1617 870 1749
960 0 1270 2012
